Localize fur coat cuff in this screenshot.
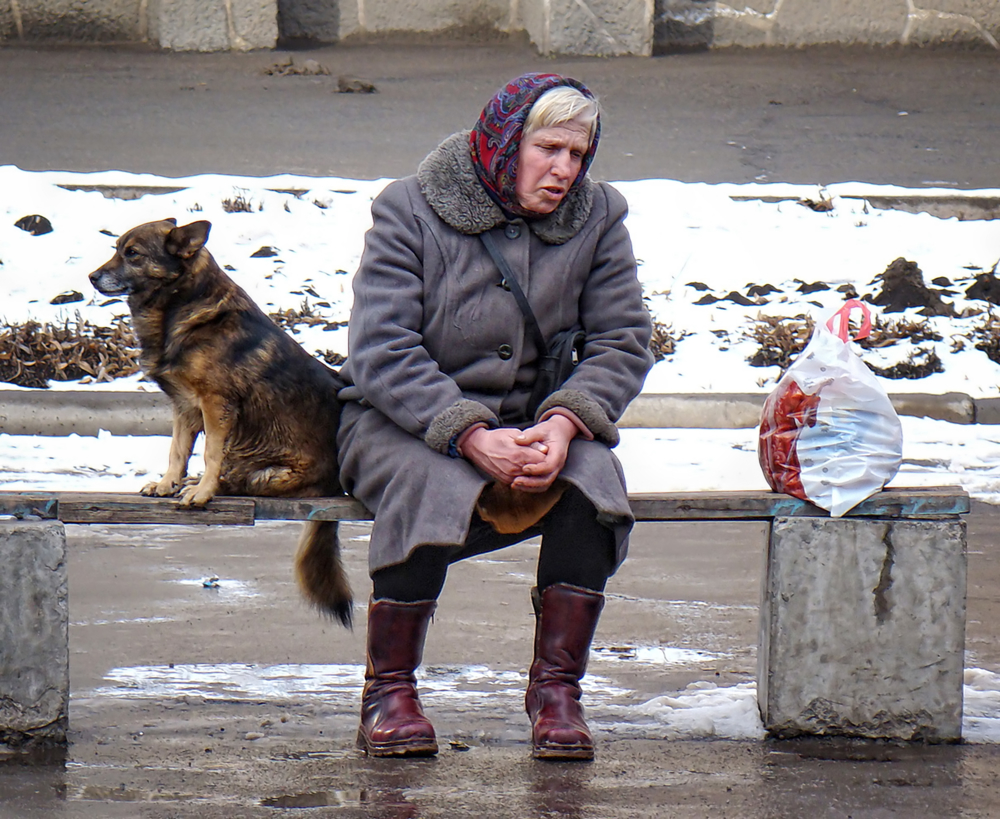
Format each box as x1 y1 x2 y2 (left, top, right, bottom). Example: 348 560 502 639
536 389 620 447
425 399 499 454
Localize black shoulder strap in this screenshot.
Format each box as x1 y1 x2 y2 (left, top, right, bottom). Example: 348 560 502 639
480 230 548 355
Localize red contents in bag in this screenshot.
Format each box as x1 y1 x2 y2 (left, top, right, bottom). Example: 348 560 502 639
758 380 821 499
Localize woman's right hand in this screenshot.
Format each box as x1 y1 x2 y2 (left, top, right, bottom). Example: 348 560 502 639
460 427 548 485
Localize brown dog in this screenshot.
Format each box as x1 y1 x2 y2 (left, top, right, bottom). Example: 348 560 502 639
89 218 353 626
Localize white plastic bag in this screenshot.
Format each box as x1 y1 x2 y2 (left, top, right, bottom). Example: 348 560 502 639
758 300 903 517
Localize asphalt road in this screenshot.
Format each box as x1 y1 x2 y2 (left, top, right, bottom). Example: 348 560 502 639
1 42 999 187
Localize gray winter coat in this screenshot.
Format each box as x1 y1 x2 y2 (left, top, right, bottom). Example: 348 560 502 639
337 131 654 575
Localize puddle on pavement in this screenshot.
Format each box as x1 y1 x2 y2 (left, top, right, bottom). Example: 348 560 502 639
594 644 720 665
766 736 964 764
262 788 420 813
72 615 175 627
174 577 260 598
272 750 355 761
83 655 770 739
68 784 194 802
261 789 364 808
0 746 66 767
92 662 585 707
88 661 1000 743
92 652 727 708
95 663 364 702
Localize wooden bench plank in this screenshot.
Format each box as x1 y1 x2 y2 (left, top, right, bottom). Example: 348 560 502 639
0 495 59 520
628 487 970 521
57 494 255 526
0 486 969 525
253 496 372 522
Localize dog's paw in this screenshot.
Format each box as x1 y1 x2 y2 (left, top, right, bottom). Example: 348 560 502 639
177 483 215 508
141 479 180 497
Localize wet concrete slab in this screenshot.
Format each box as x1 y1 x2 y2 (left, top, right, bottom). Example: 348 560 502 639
3 502 1000 815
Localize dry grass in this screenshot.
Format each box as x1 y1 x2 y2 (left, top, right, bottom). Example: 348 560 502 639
0 299 349 389
0 316 141 388
745 314 814 371
320 351 346 367
858 316 943 349
221 188 258 214
648 320 688 362
267 300 347 333
972 310 1000 365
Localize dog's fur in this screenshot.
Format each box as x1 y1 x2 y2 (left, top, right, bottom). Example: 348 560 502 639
476 481 567 534
89 218 353 626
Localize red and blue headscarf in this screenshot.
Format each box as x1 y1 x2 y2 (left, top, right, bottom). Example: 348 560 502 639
469 73 601 217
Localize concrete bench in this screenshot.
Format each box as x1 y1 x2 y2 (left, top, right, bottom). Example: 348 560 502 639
0 486 969 748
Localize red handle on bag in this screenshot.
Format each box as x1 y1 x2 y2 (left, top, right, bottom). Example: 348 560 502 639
825 299 872 342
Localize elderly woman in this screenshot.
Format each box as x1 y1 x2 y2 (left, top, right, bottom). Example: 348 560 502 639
337 72 653 761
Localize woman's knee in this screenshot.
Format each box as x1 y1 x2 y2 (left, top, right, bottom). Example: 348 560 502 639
372 544 452 602
537 486 617 592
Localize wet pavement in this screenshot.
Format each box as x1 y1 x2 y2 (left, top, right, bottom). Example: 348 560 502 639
2 502 1000 817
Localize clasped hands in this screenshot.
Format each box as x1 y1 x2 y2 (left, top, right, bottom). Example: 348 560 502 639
461 415 577 493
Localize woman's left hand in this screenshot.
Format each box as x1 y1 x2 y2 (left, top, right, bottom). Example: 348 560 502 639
510 415 578 492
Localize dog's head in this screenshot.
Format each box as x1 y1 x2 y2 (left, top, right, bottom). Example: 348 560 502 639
89 219 212 300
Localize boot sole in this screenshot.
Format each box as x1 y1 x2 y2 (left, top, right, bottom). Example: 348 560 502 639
356 728 438 758
532 744 594 761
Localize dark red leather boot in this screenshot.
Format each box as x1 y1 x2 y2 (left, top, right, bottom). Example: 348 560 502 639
525 583 605 761
357 597 438 757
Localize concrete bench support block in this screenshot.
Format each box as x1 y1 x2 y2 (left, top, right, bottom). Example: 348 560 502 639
150 0 278 51
758 516 967 742
524 0 653 56
0 521 68 747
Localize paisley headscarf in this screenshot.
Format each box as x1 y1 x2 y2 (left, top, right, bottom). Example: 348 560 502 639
469 73 601 217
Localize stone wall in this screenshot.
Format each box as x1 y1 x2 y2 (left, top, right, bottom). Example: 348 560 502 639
654 0 1000 51
278 0 515 44
0 0 998 53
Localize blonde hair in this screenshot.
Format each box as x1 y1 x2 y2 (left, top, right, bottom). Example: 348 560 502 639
523 86 599 145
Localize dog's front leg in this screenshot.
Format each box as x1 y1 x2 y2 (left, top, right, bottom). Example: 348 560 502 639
142 409 201 497
178 395 233 508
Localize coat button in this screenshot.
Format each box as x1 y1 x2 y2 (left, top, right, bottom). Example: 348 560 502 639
497 344 514 360
504 223 521 239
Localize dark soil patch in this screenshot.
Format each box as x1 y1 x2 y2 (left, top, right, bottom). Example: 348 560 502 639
866 347 944 379
14 214 53 236
966 270 1000 305
866 257 957 317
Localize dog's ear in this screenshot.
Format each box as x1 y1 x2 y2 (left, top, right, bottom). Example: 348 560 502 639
165 220 211 260
161 218 178 226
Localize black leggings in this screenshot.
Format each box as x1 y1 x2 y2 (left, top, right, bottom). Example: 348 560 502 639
372 485 617 602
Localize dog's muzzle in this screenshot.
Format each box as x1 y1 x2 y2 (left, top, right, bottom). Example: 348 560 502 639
89 268 131 297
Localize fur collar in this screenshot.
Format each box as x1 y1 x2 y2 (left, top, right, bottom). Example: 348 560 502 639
416 131 595 245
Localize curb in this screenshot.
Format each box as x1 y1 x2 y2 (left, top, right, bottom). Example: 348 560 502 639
619 392 995 430
1 391 998 437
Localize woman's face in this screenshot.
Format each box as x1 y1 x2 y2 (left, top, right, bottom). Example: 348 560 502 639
514 120 591 214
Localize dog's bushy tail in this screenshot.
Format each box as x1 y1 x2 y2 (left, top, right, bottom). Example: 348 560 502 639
295 520 353 628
